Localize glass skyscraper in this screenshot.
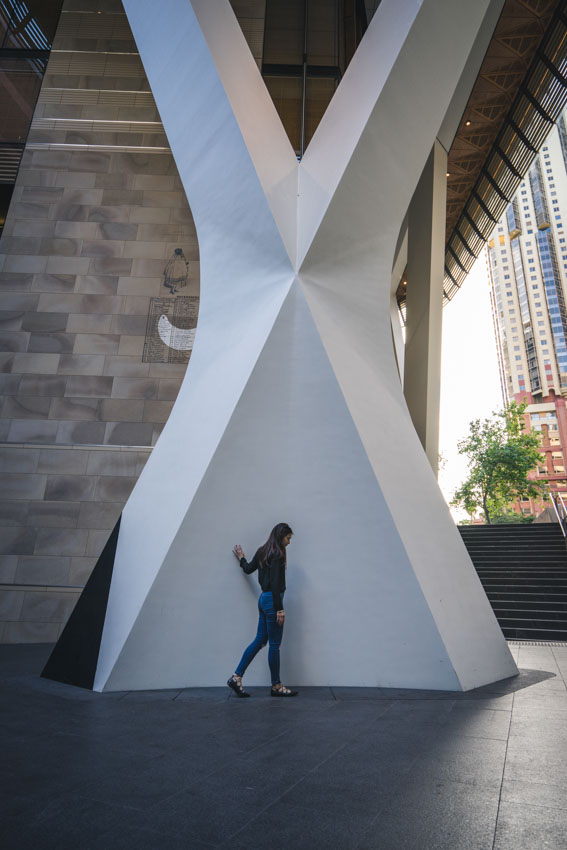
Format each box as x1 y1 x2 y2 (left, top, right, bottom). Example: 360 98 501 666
488 108 567 505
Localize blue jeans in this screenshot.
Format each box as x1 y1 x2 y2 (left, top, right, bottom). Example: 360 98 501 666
235 592 284 685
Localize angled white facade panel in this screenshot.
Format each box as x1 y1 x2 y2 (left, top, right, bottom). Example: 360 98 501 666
104 282 461 690
76 0 517 692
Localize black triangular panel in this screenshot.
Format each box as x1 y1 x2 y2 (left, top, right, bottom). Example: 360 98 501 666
41 517 121 690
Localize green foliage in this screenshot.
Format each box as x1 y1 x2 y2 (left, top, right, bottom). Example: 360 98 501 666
490 511 535 525
451 401 545 524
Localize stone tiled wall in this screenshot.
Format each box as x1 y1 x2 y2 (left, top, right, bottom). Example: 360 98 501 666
0 0 201 642
0 444 150 642
0 0 266 644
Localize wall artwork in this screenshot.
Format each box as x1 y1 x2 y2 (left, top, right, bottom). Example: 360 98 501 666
143 295 199 363
143 248 199 363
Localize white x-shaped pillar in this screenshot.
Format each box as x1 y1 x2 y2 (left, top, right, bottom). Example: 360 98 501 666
89 0 517 691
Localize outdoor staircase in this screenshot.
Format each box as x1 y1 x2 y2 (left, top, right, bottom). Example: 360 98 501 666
458 523 567 641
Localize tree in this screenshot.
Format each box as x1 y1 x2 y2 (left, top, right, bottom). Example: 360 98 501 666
451 401 545 524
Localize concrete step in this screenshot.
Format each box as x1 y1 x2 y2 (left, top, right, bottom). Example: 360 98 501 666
500 624 567 641
493 609 567 622
459 524 567 642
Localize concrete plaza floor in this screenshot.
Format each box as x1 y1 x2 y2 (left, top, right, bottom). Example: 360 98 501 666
2 643 567 850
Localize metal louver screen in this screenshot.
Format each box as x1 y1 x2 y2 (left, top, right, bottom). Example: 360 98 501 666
442 6 567 306
0 143 24 181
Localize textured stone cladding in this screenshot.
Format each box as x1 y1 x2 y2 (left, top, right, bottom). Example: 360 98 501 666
0 0 202 643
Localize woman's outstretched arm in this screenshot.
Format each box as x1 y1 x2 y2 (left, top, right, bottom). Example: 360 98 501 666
233 545 259 574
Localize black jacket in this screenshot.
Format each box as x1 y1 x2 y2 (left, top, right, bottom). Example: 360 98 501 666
239 549 286 612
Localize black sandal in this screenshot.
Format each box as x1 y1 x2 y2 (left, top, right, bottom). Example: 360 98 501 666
227 675 250 698
271 684 298 697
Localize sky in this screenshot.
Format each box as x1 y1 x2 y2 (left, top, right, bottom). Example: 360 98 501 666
438 250 505 520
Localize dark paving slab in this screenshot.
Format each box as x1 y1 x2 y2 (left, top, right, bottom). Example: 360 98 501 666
504 734 567 789
358 777 500 850
410 733 508 789
1 644 567 849
440 706 511 741
501 777 567 812
494 801 567 850
119 688 184 701
176 687 231 702
228 798 377 850
89 826 212 850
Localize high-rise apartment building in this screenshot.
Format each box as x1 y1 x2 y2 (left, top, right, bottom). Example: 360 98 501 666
488 109 567 505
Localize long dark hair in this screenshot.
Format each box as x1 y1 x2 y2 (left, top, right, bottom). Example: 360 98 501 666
258 523 293 568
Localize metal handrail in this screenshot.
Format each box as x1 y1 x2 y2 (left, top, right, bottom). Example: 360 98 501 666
549 490 567 538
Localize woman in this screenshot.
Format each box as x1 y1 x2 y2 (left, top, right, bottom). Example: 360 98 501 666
227 522 298 698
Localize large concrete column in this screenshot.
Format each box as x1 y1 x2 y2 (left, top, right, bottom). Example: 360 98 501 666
404 140 447 476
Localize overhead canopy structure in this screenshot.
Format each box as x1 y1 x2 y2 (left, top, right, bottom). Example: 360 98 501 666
397 0 567 315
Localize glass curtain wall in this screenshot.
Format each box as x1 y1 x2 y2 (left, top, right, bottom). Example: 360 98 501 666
0 0 63 232
530 159 567 387
507 199 541 392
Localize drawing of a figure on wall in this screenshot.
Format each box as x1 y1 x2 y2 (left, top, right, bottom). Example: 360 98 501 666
163 248 189 294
